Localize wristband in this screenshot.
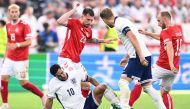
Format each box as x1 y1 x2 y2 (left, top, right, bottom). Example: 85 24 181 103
16 43 21 48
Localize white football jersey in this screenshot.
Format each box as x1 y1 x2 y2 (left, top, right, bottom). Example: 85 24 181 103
114 17 151 58
47 71 87 109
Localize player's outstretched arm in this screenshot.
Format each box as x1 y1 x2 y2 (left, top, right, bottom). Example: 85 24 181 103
45 98 53 109
138 29 160 40
57 1 80 26
87 38 117 44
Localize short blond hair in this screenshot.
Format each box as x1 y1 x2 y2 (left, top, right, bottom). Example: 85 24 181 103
8 4 20 11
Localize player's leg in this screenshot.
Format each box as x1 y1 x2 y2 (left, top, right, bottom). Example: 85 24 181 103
129 82 142 107
119 56 146 109
0 58 13 109
14 60 46 108
83 84 107 109
140 58 166 109
152 65 176 109
81 82 90 97
118 75 132 109
142 82 166 109
103 86 121 109
160 72 176 109
76 62 90 98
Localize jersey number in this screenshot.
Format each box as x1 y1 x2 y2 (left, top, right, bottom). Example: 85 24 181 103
80 35 86 43
67 88 75 96
10 33 15 41
175 39 182 56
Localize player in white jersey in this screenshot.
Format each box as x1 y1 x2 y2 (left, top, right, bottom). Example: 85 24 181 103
45 64 121 109
100 8 166 109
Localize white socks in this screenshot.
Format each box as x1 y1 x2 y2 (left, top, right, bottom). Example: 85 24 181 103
118 79 131 109
104 86 120 104
143 85 166 109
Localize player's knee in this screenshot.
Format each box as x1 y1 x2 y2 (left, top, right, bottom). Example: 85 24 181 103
19 80 29 86
97 84 107 92
161 86 171 94
1 75 10 81
81 82 90 90
118 78 128 88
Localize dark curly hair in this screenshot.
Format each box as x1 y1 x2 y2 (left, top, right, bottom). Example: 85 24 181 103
50 64 61 76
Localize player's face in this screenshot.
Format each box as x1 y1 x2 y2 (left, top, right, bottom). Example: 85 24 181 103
81 14 94 27
56 68 68 81
157 14 166 29
8 8 20 21
102 18 114 28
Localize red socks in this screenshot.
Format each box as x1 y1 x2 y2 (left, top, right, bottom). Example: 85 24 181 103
1 80 8 103
162 92 174 109
129 83 142 107
81 89 90 98
22 82 44 98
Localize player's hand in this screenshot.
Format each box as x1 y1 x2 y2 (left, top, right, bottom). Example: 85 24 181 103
120 57 129 67
73 1 80 9
140 57 148 66
170 66 178 74
138 29 146 35
7 43 17 50
104 38 118 44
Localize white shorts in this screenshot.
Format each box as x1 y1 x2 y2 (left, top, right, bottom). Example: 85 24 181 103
58 57 88 75
0 58 29 80
152 64 176 91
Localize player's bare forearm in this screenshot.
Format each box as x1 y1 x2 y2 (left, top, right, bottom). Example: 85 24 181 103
57 2 79 26
87 38 117 44
45 98 53 109
165 42 174 67
87 76 99 87
145 32 160 40
138 29 160 40
87 38 104 43
19 39 31 47
7 39 31 50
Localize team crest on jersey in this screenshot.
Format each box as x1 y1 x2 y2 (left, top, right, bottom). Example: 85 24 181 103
70 78 77 86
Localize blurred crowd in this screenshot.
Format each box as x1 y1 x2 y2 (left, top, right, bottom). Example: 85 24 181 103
0 0 190 53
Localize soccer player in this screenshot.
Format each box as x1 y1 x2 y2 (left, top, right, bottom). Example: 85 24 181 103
56 0 117 102
46 64 112 109
0 4 46 109
129 11 182 109
100 8 166 109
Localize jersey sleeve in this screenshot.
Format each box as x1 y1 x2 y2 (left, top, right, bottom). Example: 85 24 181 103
47 80 57 99
23 23 32 40
67 18 77 29
162 30 172 45
115 18 131 35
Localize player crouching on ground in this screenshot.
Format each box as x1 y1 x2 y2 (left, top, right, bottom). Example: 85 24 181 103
45 64 121 109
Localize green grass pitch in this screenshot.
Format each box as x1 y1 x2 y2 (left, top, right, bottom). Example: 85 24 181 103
0 91 189 109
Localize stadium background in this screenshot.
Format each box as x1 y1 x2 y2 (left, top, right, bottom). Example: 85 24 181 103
0 0 190 109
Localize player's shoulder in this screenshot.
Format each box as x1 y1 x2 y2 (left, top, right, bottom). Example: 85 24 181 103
18 19 29 26
49 77 58 85
115 17 133 28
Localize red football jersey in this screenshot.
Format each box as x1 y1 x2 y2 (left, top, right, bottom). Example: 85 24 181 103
6 19 31 61
59 18 92 62
156 25 182 70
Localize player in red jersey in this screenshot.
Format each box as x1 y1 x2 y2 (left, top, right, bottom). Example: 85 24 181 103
0 4 46 109
128 11 182 109
56 1 121 109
